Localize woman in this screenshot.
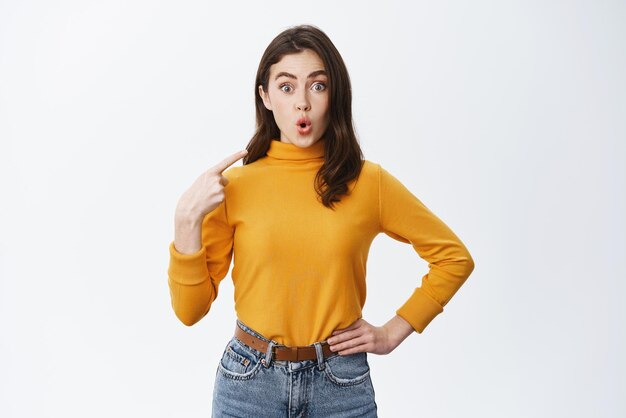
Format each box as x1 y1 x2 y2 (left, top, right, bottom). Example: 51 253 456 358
168 24 475 417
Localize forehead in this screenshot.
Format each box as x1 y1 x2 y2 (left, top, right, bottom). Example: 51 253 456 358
269 49 326 77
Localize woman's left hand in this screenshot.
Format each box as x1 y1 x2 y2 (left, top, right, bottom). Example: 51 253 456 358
326 316 413 356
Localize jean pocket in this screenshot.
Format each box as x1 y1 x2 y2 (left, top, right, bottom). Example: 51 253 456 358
323 351 371 387
217 337 262 381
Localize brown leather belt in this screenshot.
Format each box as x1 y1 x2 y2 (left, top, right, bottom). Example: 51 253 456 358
234 322 335 362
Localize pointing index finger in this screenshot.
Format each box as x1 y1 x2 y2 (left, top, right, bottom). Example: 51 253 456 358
213 149 248 174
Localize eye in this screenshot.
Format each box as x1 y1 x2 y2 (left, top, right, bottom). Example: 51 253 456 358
312 82 327 92
279 83 292 93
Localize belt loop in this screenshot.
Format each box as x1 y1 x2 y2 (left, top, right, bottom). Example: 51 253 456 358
313 342 326 370
263 340 275 368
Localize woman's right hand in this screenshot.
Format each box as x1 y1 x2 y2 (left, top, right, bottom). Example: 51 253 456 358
173 149 247 254
175 149 248 222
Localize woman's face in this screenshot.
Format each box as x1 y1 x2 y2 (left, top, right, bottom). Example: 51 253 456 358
259 49 330 148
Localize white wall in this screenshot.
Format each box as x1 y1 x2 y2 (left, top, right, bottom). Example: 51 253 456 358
1 0 624 417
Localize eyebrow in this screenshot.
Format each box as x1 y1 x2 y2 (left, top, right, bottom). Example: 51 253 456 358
274 70 328 81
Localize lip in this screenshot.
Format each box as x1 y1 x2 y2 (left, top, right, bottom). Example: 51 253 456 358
297 123 312 135
296 116 312 127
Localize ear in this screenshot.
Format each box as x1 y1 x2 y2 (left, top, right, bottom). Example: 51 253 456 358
258 84 272 111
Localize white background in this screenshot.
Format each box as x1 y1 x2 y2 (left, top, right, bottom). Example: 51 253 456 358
1 1 624 417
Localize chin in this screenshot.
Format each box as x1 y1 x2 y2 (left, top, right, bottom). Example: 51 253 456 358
297 139 317 148
284 134 318 147
297 135 321 145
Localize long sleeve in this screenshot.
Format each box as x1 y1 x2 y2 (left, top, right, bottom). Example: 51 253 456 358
167 198 234 326
378 164 475 333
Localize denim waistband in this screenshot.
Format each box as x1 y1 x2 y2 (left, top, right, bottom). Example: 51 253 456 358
235 319 283 348
234 319 339 367
236 319 333 349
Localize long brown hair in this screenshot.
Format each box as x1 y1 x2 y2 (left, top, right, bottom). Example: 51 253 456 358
243 24 364 210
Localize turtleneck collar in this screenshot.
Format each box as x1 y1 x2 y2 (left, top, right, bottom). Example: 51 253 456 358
266 138 325 161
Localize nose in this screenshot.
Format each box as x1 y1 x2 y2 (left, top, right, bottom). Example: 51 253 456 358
296 91 311 112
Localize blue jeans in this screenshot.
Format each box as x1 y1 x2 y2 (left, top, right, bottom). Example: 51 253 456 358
211 319 378 417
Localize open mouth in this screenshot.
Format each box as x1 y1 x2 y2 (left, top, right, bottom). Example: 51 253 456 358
296 118 312 135
296 117 311 127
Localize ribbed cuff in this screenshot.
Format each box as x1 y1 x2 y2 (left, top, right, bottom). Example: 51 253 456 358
396 287 444 334
168 241 210 285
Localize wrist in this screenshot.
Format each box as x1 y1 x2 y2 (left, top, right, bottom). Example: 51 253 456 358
384 315 415 346
175 206 203 227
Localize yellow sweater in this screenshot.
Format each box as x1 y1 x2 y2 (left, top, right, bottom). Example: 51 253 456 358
168 138 474 346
